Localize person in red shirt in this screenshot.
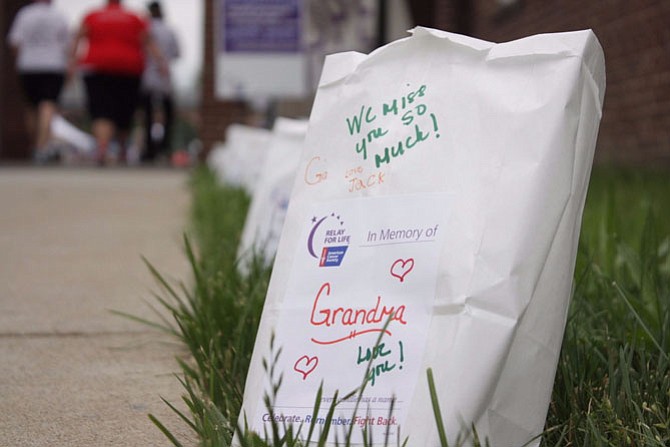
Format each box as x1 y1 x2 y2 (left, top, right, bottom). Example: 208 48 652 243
69 0 166 165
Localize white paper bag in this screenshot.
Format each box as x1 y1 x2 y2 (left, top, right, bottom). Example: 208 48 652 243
207 124 272 193
237 117 308 270
239 27 605 447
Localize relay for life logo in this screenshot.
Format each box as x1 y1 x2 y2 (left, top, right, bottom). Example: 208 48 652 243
307 212 351 267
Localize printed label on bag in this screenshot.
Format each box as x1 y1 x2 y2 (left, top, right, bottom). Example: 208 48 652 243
252 192 452 444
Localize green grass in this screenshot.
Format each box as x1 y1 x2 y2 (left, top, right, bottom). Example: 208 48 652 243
146 165 670 446
543 167 670 446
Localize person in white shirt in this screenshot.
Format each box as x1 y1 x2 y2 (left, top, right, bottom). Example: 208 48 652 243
7 0 69 163
141 1 180 163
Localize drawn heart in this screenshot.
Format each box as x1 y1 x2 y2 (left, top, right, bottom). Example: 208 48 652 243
390 258 415 283
294 355 319 380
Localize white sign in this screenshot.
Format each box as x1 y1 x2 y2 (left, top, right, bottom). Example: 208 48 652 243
216 0 307 99
254 193 450 442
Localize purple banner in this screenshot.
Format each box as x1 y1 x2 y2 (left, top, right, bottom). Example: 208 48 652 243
222 0 301 53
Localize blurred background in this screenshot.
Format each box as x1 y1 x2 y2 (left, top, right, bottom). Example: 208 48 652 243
51 0 203 106
1 0 668 165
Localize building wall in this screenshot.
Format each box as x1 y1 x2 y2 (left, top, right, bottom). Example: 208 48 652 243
433 0 670 165
199 1 669 165
1 0 31 160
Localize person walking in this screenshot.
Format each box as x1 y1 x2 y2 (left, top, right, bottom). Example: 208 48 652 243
68 0 167 166
141 1 180 163
7 0 70 164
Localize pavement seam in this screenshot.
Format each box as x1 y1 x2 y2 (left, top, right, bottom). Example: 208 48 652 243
0 330 165 339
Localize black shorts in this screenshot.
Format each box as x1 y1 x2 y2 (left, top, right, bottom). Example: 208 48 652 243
84 73 140 131
19 72 64 107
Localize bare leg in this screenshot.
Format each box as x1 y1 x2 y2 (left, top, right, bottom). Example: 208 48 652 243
36 100 58 151
24 108 36 148
91 118 115 165
117 129 129 164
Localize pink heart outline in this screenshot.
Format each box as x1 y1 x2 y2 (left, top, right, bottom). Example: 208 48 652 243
294 355 319 380
390 258 415 283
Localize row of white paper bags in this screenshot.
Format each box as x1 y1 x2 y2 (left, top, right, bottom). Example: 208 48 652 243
206 119 309 270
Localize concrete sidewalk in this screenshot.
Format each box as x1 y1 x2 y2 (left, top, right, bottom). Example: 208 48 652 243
0 167 196 446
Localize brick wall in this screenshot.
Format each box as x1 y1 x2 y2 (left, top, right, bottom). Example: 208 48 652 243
200 0 250 157
431 0 670 165
0 0 31 160
199 1 669 165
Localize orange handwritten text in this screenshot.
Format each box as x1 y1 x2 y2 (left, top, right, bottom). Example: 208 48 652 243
345 166 385 193
304 156 328 185
310 282 406 345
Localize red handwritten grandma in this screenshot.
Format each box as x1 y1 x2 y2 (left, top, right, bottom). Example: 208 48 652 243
310 282 406 345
